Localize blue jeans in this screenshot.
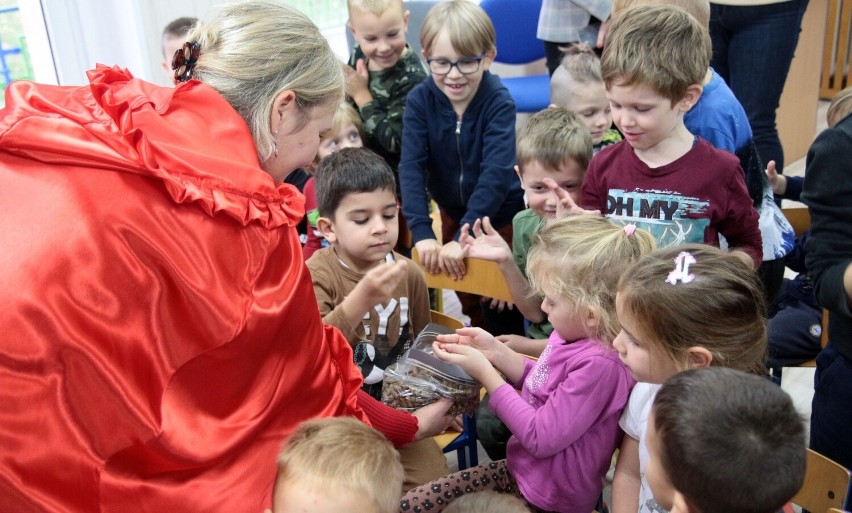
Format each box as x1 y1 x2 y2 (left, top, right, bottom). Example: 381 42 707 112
709 0 809 174
810 344 852 470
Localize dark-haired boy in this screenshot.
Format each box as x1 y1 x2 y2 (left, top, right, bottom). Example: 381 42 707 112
305 147 446 490
647 367 805 513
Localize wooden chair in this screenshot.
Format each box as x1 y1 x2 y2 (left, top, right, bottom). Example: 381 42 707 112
827 509 852 513
412 248 514 304
792 448 852 513
783 205 811 238
428 309 480 470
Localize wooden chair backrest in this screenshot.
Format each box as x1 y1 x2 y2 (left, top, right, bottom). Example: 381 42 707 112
792 448 851 513
412 249 514 303
826 508 851 513
783 206 811 237
430 309 465 331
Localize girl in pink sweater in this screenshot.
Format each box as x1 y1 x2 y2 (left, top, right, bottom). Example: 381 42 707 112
400 215 655 513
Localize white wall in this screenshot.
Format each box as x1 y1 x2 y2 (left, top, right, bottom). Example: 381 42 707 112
39 0 225 87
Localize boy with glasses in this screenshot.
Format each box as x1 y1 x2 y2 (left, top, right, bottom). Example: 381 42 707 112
398 0 525 333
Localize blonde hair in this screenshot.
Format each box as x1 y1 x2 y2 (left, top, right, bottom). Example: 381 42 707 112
444 490 532 513
527 215 656 342
273 417 403 513
602 5 711 104
187 0 344 161
517 107 592 172
550 44 604 109
327 102 363 139
348 0 403 16
420 0 496 57
827 86 852 128
611 0 710 29
617 244 768 375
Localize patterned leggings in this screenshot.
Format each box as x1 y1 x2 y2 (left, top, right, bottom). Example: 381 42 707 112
399 460 551 513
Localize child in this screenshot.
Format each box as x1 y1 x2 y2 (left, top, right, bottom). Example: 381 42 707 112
305 147 447 490
160 17 198 83
610 244 769 513
549 43 622 154
583 5 762 268
298 102 364 259
398 0 524 283
443 490 531 513
645 368 806 513
609 0 794 307
401 215 656 513
461 107 592 356
269 417 404 513
345 0 427 171
459 107 592 461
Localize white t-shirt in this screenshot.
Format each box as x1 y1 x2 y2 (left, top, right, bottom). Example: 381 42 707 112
618 383 669 513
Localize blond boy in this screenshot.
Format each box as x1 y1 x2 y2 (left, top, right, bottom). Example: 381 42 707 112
461 107 592 356
346 0 426 169
269 417 403 513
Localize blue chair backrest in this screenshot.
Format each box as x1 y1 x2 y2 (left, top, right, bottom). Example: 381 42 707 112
480 0 545 64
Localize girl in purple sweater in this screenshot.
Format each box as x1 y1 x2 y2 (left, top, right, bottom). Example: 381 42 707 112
399 215 656 513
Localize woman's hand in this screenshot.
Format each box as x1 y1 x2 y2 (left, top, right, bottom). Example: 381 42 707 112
439 240 466 280
459 217 512 264
411 398 455 441
415 238 442 274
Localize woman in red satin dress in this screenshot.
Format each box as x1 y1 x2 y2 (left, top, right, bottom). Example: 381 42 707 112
0 2 451 511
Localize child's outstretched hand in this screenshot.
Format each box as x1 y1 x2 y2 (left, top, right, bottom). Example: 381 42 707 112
436 327 501 362
459 217 512 264
432 341 495 384
543 177 601 217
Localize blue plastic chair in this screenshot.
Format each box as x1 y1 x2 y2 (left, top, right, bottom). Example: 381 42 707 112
441 413 479 470
480 0 550 113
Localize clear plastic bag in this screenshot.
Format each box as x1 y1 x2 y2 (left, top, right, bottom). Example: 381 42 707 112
381 323 481 416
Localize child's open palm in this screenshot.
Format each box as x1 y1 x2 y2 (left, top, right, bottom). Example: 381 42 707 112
459 217 512 264
432 341 495 384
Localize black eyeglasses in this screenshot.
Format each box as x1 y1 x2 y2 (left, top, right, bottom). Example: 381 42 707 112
426 54 485 75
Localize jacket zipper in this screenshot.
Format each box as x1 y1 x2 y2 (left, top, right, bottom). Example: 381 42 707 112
456 118 464 205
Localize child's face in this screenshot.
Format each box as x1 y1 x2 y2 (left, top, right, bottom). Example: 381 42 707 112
348 3 409 71
317 123 364 162
646 408 678 511
612 291 682 383
560 81 612 146
272 477 375 513
607 81 690 154
517 159 585 219
540 290 591 343
425 28 494 115
266 101 336 182
320 189 399 273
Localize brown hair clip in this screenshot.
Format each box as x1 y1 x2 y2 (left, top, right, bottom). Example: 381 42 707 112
172 41 200 83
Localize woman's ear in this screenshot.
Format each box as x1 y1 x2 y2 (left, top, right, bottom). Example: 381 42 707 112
685 346 713 369
269 89 297 134
316 216 336 243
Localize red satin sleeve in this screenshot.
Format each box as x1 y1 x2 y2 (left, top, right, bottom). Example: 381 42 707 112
356 389 418 447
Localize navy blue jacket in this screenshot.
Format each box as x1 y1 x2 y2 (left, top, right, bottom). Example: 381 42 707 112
398 71 524 243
